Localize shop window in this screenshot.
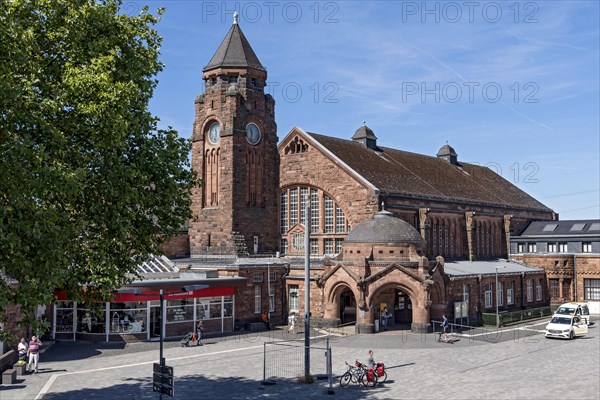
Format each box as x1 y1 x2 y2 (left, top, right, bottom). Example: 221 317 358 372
110 302 147 333
584 279 600 300
166 299 193 323
76 303 106 334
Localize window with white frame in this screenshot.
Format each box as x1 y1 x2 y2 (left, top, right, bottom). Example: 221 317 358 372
517 243 525 253
269 284 275 312
547 243 557 253
253 272 263 282
497 282 503 306
582 242 592 253
558 242 568 253
269 272 278 282
324 238 334 254
254 285 262 314
526 279 533 302
536 279 542 301
324 195 334 233
336 205 346 233
462 284 469 303
584 279 600 300
289 188 298 226
280 192 288 234
300 187 309 226
335 239 344 254
484 284 493 308
280 239 288 255
527 243 537 253
507 281 514 305
310 239 319 255
310 189 319 233
289 285 299 311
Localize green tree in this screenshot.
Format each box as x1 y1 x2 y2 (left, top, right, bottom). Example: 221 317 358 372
0 0 196 339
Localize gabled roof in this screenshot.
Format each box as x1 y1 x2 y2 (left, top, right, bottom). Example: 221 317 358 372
306 132 553 213
515 220 600 237
203 23 265 72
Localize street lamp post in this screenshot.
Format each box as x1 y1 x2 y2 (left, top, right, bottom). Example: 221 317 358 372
495 268 499 328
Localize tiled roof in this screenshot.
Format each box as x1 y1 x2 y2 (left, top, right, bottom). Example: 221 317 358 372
346 210 424 244
443 259 543 277
203 23 265 72
307 133 553 212
515 219 600 237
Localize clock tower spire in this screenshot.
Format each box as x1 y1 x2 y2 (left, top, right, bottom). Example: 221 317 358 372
189 18 279 255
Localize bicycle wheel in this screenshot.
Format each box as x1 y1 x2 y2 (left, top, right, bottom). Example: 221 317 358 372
376 370 387 383
361 370 378 387
340 371 352 387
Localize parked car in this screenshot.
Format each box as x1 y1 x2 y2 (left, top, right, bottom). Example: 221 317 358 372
553 302 592 325
545 315 588 340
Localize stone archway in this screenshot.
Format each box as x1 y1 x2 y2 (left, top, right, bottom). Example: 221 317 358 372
369 282 419 331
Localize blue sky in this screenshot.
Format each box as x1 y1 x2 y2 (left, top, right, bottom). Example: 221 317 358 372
133 1 599 220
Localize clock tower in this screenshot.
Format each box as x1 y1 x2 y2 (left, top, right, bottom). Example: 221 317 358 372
189 14 279 255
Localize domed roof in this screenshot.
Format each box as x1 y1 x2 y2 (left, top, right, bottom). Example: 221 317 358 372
346 210 424 244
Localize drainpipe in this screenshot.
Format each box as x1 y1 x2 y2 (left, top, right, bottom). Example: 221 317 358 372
573 255 577 302
281 262 291 321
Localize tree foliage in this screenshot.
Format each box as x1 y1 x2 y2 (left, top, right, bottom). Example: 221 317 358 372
0 0 196 339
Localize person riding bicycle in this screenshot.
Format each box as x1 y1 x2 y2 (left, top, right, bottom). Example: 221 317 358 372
440 314 450 342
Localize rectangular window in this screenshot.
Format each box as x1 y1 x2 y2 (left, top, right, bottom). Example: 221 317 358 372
310 189 319 233
269 284 275 313
166 299 194 323
269 272 278 282
324 238 334 254
335 239 344 254
310 239 319 255
536 279 542 301
527 243 537 253
547 243 557 253
484 284 493 308
289 188 298 227
300 187 309 226
289 285 299 311
254 285 262 314
335 205 346 233
324 196 334 233
558 243 568 253
549 279 560 299
497 282 503 306
526 279 533 303
280 192 288 234
517 243 525 253
584 279 600 300
507 282 514 305
562 279 572 301
582 242 592 253
280 239 288 255
462 284 469 303
253 272 263 282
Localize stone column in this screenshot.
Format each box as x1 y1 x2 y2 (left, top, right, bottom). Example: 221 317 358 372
411 291 432 334
465 212 475 261
356 306 374 334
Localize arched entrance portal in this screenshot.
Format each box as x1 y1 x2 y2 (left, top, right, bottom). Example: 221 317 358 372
395 289 413 328
372 285 416 331
340 289 356 325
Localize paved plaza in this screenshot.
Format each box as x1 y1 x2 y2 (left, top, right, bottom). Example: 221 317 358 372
1 318 598 400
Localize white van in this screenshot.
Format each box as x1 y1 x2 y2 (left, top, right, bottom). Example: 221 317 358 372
553 302 591 325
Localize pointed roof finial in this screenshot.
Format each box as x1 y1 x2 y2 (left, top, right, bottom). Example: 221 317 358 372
445 139 448 144
363 120 366 126
233 11 238 25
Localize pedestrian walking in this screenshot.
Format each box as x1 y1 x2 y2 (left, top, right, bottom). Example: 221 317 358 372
366 349 375 369
288 312 297 334
27 335 43 373
195 321 204 346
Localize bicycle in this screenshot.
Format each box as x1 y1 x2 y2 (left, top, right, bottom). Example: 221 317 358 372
340 361 377 387
374 362 387 383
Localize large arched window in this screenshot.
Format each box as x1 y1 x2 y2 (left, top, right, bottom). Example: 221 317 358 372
280 186 349 256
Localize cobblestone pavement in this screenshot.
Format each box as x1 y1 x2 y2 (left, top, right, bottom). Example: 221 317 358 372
1 318 598 400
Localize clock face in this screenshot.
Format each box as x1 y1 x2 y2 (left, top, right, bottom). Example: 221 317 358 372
245 123 261 145
208 122 220 145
